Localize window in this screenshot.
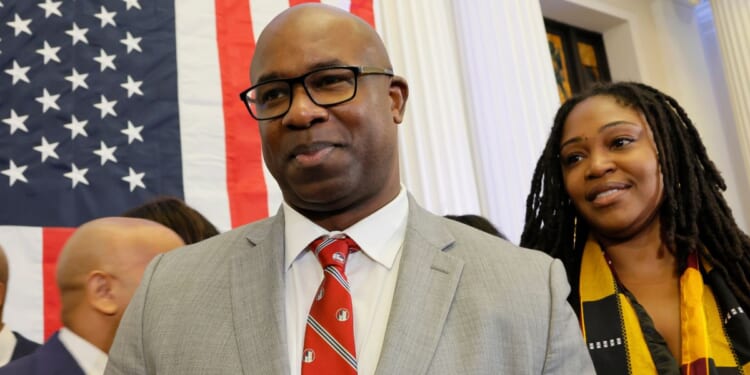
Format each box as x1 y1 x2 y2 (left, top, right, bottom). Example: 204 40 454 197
545 19 611 102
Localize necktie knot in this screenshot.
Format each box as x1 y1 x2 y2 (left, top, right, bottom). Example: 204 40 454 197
310 235 359 269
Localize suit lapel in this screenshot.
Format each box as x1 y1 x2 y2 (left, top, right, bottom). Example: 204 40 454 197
375 198 464 375
230 211 290 374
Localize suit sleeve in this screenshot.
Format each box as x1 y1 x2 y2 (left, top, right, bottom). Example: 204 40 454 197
104 254 164 375
542 259 596 374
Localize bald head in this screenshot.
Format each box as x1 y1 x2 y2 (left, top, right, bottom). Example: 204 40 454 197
57 217 183 294
56 217 184 352
251 4 392 83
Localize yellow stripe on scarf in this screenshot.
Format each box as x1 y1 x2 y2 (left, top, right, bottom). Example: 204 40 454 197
579 238 619 338
681 263 710 373
619 293 658 374
579 237 741 374
580 238 656 373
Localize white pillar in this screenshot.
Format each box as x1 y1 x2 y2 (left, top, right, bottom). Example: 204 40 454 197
375 1 562 241
376 0 483 218
709 0 750 191
451 1 560 242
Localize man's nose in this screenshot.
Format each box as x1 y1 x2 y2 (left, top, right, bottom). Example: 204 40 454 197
281 84 327 129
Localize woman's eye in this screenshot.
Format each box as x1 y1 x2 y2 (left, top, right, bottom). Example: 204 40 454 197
562 154 583 166
611 137 634 149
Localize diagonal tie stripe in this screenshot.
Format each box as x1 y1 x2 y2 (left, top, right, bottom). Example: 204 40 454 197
307 316 358 370
302 235 359 375
313 236 338 256
324 267 351 291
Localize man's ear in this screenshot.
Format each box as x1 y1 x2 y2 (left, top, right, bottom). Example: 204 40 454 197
86 271 117 316
389 76 409 124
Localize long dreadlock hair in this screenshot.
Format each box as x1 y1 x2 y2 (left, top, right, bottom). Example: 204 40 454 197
520 81 750 312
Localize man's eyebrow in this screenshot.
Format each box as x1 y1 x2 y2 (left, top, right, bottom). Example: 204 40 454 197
254 59 348 84
255 72 282 84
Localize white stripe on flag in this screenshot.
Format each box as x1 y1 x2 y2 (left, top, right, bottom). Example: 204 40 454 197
321 0 353 10
0 226 44 343
249 0 288 39
176 0 232 232
247 0 287 216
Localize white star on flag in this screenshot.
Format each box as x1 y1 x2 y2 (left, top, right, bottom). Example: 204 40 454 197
94 6 117 28
33 136 60 162
121 75 143 97
93 95 117 118
65 23 89 45
64 164 90 188
6 13 32 37
4 60 30 85
93 48 117 72
120 31 142 54
36 41 62 64
38 0 63 18
122 167 146 192
1 160 28 186
93 141 118 166
2 109 29 135
122 0 142 10
64 68 89 91
121 121 144 144
63 115 88 139
35 88 61 113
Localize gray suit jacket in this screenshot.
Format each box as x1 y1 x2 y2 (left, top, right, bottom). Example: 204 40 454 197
106 197 594 374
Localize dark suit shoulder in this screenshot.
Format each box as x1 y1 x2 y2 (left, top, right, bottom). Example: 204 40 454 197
0 333 83 375
10 331 40 360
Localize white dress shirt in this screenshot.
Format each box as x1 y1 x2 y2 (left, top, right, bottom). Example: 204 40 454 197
285 186 408 375
0 324 17 366
58 327 108 375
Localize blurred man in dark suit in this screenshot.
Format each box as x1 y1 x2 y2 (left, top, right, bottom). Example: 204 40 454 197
0 218 183 374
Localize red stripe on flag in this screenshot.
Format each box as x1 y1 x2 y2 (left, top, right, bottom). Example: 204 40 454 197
42 227 75 340
215 0 268 227
350 0 374 27
289 0 320 6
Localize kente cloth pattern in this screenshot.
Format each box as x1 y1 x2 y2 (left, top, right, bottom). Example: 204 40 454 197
302 235 359 375
579 238 750 374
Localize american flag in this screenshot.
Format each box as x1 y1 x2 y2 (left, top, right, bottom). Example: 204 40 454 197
0 0 373 343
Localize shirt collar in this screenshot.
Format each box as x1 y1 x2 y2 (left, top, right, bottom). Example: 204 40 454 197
58 327 108 375
283 186 408 270
0 325 17 366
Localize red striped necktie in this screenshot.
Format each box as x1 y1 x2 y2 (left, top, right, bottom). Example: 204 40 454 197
301 235 359 375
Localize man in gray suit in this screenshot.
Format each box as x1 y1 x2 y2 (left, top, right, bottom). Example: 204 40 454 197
106 4 594 374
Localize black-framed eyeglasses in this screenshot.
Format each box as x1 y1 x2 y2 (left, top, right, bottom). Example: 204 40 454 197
239 66 394 120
